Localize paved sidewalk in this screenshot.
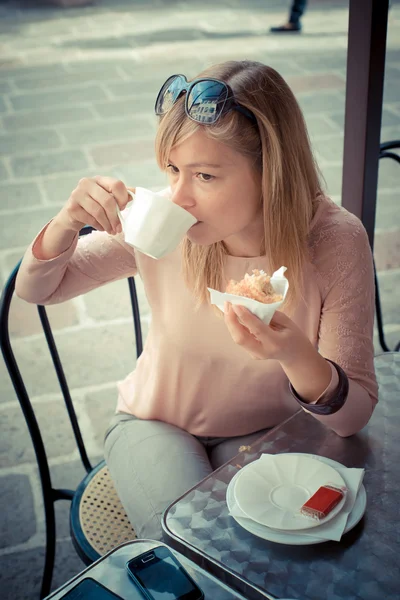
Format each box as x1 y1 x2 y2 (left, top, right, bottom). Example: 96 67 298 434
0 0 399 598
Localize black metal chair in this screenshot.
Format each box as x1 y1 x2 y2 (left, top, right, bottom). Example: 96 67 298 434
375 140 400 352
0 227 143 599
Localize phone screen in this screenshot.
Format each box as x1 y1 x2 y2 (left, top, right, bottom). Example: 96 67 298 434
60 577 124 599
127 548 203 600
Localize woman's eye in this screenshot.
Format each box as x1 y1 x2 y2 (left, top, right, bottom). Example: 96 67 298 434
166 163 179 174
196 172 214 182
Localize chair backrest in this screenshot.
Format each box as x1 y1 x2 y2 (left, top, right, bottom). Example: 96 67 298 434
375 140 400 353
0 227 143 478
379 140 400 164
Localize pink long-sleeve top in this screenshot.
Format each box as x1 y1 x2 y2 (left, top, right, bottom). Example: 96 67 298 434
15 196 378 438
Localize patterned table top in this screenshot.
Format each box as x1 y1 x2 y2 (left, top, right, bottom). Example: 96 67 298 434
162 352 400 600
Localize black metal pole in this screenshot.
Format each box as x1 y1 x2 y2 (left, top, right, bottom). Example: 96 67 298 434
342 0 389 251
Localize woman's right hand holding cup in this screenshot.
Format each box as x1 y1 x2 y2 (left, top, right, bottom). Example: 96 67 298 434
56 176 133 235
34 176 134 261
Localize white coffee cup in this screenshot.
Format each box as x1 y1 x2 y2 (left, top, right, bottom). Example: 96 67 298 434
117 187 197 259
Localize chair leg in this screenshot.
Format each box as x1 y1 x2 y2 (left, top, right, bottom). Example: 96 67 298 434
374 262 390 352
40 499 57 599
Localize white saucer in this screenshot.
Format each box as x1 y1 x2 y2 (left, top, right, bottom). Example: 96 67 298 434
233 453 346 531
227 453 366 545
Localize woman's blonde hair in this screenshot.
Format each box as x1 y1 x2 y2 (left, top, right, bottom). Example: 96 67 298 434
155 60 322 313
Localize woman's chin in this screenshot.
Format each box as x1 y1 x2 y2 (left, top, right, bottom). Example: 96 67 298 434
186 222 205 242
186 223 222 246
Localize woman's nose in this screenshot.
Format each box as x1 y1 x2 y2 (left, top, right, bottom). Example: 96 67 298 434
171 181 195 211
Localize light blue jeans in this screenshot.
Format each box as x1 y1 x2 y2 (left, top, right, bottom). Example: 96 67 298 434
104 412 269 541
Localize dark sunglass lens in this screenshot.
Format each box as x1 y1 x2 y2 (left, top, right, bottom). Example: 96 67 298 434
187 81 228 123
156 75 186 115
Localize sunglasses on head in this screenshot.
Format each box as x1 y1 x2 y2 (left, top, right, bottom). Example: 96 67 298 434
155 74 257 125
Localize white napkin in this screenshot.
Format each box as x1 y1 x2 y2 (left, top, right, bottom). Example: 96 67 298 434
229 463 365 542
208 266 289 325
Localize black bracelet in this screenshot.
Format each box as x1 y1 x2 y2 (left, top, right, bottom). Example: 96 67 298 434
289 359 349 416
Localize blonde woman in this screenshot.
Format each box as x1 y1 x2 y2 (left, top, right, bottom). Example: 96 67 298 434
16 61 377 541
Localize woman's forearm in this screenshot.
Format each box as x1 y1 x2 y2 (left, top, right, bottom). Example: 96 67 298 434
34 216 78 261
280 341 332 403
15 215 80 304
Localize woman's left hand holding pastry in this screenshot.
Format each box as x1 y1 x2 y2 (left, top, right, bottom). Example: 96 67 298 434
224 302 310 364
224 302 333 403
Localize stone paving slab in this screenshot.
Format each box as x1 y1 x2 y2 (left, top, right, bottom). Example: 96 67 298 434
84 386 126 449
10 68 124 91
83 276 150 321
10 148 91 178
0 207 68 249
1 540 86 600
9 294 79 337
0 400 78 467
375 268 400 327
0 128 63 156
375 230 400 271
0 1 399 599
2 105 97 131
0 473 36 548
59 115 154 145
9 83 109 112
5 318 147 397
375 190 400 230
89 137 155 166
92 92 156 118
2 181 43 209
0 160 9 180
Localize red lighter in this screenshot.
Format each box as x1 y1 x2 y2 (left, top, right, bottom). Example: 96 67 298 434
300 485 345 520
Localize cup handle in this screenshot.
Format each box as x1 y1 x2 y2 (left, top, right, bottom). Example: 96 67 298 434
117 189 135 233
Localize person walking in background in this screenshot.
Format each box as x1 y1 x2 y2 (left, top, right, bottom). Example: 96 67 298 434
270 0 307 33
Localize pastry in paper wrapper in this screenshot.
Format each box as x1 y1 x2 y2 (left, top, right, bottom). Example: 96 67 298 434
208 266 289 325
226 269 283 304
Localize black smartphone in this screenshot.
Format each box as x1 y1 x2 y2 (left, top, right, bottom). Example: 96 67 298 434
60 577 124 599
126 545 204 600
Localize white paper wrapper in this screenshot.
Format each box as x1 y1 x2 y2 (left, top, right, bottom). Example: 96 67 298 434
208 266 289 325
